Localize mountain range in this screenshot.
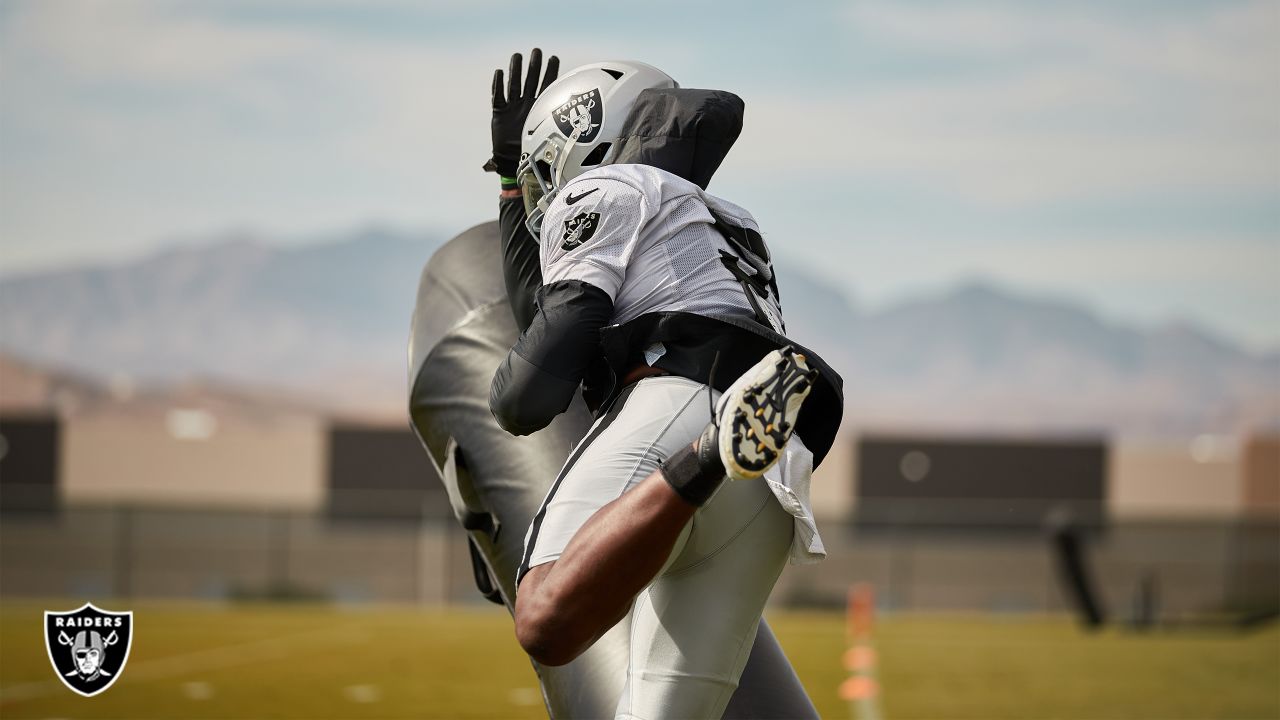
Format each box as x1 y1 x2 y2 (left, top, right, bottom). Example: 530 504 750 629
1 227 1275 436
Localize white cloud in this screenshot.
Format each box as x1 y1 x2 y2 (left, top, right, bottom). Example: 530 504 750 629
0 0 1275 347
731 1 1280 206
0 1 605 269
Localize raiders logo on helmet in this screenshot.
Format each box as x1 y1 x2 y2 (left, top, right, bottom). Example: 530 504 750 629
562 212 600 251
553 88 603 143
45 602 133 697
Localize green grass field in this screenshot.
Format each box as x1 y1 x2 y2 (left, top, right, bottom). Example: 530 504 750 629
1 601 1276 719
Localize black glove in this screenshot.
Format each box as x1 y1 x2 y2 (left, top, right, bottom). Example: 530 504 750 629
483 48 559 181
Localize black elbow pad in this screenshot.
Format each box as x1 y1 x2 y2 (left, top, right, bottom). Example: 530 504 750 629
489 350 580 435
490 280 614 435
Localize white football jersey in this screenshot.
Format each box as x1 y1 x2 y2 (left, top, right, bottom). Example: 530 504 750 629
538 164 821 565
540 164 782 331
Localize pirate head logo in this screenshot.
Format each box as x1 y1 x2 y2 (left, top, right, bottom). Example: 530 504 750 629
562 212 600 251
553 88 603 143
45 603 133 697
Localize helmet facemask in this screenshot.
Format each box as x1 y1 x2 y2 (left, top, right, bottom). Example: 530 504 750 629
518 120 596 237
516 143 561 238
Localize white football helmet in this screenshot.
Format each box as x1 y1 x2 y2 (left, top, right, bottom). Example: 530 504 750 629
517 60 677 236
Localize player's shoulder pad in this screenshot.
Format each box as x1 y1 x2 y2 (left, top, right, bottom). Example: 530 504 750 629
544 169 649 256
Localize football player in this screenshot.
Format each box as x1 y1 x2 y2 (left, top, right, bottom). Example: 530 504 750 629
485 49 844 719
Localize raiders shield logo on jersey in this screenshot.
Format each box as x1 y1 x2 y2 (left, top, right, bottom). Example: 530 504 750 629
45 603 133 697
554 88 603 143
562 212 600 251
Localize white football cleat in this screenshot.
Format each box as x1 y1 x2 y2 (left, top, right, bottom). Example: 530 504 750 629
715 346 817 481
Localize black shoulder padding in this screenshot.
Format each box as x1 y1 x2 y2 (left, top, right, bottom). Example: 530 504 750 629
607 88 744 190
489 280 614 435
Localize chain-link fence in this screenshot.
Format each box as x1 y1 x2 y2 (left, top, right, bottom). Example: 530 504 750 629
3 497 1276 623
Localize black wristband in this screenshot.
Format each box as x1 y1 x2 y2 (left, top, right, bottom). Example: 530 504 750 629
660 439 726 507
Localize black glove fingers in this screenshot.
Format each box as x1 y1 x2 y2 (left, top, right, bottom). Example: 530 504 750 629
485 49 557 177
541 55 560 93
524 48 543 100
491 68 506 109
507 52 524 103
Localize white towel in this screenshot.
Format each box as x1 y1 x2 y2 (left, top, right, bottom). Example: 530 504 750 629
762 434 826 564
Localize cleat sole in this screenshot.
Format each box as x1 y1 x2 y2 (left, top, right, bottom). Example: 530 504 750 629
716 346 818 481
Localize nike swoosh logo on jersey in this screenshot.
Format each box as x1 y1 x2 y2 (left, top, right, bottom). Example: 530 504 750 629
565 188 599 205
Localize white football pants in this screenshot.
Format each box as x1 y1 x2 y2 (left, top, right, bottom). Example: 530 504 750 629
519 376 800 719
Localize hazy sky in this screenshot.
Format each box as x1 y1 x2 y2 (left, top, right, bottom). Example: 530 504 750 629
1 0 1276 349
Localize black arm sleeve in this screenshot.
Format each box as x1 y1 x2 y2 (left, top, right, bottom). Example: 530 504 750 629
489 280 614 436
499 196 543 332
